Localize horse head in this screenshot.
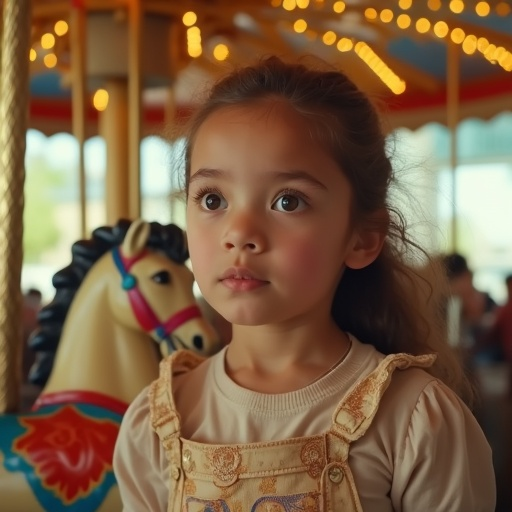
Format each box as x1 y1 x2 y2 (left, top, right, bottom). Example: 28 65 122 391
109 219 220 358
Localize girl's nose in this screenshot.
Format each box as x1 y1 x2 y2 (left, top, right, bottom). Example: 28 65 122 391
222 212 265 253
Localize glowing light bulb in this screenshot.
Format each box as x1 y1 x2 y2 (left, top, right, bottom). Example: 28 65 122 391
54 20 68 36
475 2 490 16
449 0 465 13
182 11 197 26
93 89 109 111
397 14 411 29
213 44 229 61
41 33 55 49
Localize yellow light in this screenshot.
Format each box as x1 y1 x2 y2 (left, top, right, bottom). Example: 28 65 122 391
433 21 449 38
427 0 442 10
493 46 506 62
449 0 465 13
41 33 55 49
333 1 346 13
416 18 431 33
43 53 57 68
213 43 229 61
477 37 489 52
380 9 394 23
501 53 512 70
322 30 337 45
29 48 37 61
398 0 412 9
187 26 201 41
188 46 202 58
397 14 411 29
282 0 296 11
462 34 477 54
182 11 197 27
337 37 353 51
498 50 511 67
364 8 378 20
93 89 109 111
450 27 465 44
484 43 497 61
54 20 68 36
475 2 490 16
296 0 309 7
496 2 511 16
293 19 308 32
354 42 406 94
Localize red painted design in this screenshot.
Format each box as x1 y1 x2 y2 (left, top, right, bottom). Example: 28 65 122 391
13 405 119 504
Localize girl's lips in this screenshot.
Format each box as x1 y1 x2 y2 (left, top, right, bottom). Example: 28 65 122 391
219 268 269 291
221 277 269 292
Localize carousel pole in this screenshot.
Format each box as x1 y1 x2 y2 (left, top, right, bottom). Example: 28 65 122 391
0 0 31 413
100 78 131 224
447 42 460 252
128 0 142 219
70 0 88 238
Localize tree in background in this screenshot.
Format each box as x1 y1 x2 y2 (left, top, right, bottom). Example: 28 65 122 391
23 156 65 262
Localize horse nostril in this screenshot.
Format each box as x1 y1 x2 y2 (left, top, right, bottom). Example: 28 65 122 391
193 335 204 351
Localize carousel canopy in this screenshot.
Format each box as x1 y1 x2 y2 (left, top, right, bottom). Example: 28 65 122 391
21 0 512 135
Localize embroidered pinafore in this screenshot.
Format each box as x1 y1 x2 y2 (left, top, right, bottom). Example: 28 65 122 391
150 350 435 512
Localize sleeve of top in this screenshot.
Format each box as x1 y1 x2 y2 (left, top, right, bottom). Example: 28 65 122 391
391 380 496 512
113 387 169 512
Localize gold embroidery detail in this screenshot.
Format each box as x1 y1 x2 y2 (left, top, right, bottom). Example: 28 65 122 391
259 476 277 494
184 478 196 495
209 446 242 486
301 439 325 478
219 479 242 499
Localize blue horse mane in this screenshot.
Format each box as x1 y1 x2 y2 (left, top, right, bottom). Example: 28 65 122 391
28 219 188 386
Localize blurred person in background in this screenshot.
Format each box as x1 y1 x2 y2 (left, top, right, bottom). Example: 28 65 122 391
21 287 42 381
442 253 498 364
488 274 512 395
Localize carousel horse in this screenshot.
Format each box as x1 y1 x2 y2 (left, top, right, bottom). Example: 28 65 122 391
0 218 221 512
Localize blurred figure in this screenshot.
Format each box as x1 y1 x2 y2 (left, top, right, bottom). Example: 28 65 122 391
488 275 512 390
442 253 498 362
21 287 42 381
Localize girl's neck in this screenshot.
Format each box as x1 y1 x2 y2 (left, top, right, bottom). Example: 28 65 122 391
224 322 351 393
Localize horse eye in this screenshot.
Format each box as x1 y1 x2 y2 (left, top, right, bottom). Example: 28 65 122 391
152 271 171 284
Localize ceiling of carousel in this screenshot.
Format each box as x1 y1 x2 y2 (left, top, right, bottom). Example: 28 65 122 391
15 0 512 134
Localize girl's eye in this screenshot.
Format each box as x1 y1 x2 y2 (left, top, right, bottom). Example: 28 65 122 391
272 194 306 212
201 192 227 211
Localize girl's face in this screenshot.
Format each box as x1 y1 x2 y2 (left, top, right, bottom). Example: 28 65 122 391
186 101 368 328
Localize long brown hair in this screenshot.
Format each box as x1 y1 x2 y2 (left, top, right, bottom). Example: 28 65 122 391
181 56 473 404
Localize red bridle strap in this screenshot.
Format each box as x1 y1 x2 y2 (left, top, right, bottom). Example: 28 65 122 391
112 246 203 340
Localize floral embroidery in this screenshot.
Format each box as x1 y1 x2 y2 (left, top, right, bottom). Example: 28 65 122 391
259 476 277 494
184 478 197 495
209 446 242 486
300 439 325 479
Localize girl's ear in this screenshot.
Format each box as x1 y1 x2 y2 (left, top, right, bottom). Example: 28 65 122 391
344 211 387 270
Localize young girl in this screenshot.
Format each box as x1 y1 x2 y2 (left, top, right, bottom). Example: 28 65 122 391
114 56 495 511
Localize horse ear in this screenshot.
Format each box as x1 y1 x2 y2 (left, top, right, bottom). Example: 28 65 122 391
121 219 150 258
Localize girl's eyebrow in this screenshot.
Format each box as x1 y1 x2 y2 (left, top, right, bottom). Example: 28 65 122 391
273 170 327 191
190 168 327 190
189 168 225 184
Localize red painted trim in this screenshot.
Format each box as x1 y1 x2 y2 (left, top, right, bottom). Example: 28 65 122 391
33 390 129 415
387 76 512 112
28 76 510 123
